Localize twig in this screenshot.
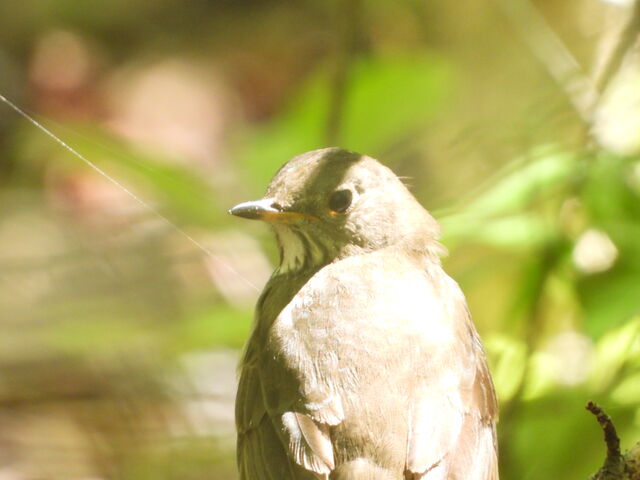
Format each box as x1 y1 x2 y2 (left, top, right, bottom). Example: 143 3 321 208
586 401 626 480
587 401 622 460
593 1 640 94
495 0 599 124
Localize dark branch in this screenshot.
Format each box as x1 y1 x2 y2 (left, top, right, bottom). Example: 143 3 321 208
587 401 622 459
586 401 626 480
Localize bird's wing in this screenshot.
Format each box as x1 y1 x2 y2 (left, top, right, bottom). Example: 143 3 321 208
257 349 342 479
405 358 498 480
279 411 335 475
405 280 499 480
236 344 266 439
236 339 289 480
237 336 332 480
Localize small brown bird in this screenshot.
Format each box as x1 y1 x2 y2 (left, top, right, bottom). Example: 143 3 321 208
230 148 498 480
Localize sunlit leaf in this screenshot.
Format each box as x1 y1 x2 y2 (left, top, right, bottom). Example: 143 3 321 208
579 271 640 338
589 316 640 391
611 372 640 405
583 153 640 224
441 212 555 250
452 145 577 217
170 304 253 351
522 351 557 400
485 334 527 402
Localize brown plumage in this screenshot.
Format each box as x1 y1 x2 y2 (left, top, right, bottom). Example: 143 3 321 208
230 148 498 480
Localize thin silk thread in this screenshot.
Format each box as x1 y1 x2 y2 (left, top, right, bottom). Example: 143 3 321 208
0 92 259 292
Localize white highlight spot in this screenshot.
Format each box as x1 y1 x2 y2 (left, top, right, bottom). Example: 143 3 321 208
599 0 634 5
572 229 618 274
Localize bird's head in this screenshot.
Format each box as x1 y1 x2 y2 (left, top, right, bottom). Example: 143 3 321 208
230 148 442 275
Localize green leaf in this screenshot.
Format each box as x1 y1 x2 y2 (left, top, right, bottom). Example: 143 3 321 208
522 350 557 400
583 153 640 224
170 304 252 351
456 145 577 218
588 316 640 391
440 212 555 250
340 56 450 153
485 334 527 402
611 372 640 405
579 271 640 338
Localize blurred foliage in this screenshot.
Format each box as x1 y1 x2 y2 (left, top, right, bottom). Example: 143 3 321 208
234 55 451 187
0 0 639 479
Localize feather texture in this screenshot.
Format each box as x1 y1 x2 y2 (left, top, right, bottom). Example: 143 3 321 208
282 411 334 473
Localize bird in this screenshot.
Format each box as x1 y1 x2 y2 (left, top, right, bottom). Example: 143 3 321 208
229 147 498 480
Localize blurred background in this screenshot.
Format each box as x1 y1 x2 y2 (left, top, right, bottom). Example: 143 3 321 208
0 0 639 478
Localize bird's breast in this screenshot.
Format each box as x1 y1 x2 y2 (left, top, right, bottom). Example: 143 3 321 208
265 250 463 393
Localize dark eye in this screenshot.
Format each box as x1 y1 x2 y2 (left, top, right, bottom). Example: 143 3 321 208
328 189 352 213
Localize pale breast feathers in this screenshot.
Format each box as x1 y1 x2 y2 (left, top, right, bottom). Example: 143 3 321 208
237 252 498 480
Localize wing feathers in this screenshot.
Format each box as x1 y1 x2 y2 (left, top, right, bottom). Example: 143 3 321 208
256 418 297 480
446 415 498 480
305 395 344 425
236 356 267 435
406 393 464 476
282 411 335 474
242 430 271 480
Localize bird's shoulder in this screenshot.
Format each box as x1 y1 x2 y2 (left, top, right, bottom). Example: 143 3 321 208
271 247 464 342
299 247 445 301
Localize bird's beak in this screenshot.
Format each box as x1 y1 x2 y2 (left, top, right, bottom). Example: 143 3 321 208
229 198 314 223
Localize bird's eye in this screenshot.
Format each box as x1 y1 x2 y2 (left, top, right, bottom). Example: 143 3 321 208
328 189 352 213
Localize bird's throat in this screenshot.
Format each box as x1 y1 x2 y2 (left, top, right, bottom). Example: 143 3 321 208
274 226 330 276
